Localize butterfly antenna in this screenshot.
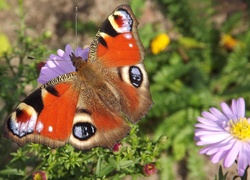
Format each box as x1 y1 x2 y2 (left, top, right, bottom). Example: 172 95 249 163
27 56 68 62
26 56 47 61
75 5 78 49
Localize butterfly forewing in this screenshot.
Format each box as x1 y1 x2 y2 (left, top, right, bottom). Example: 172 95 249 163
4 73 79 148
89 5 145 67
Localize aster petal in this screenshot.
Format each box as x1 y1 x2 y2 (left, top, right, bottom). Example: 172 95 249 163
201 111 218 121
197 133 234 147
236 98 245 118
199 137 235 154
195 123 223 131
221 102 237 120
83 47 89 59
199 146 210 154
37 65 63 84
237 142 250 176
40 66 59 77
207 144 232 155
231 99 237 116
50 56 74 74
202 147 218 155
199 144 223 155
209 107 228 121
199 132 231 143
57 49 65 57
231 98 245 118
210 150 228 164
196 117 221 126
195 128 225 139
50 55 74 73
223 141 240 168
65 44 73 56
75 47 89 60
194 136 200 141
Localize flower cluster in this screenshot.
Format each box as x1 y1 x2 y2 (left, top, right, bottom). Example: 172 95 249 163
195 97 250 176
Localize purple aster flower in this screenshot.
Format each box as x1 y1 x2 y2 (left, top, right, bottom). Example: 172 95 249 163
195 97 250 176
38 44 89 84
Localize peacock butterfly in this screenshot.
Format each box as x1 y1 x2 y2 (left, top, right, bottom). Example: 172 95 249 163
3 4 152 150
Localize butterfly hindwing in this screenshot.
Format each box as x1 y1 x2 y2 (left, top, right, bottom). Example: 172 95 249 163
69 90 131 149
114 63 152 123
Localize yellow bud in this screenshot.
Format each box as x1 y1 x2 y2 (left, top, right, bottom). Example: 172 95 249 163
220 34 238 50
151 33 170 55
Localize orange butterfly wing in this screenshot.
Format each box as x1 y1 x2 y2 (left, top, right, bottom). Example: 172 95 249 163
4 5 152 150
4 74 79 147
89 5 144 67
89 5 152 123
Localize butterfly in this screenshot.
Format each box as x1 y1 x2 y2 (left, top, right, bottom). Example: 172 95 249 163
4 4 152 150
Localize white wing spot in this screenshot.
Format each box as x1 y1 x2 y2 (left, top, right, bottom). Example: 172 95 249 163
124 33 132 39
36 121 44 133
48 126 53 132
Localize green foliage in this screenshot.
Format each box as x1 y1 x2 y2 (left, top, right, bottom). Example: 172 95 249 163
0 28 50 120
1 0 250 179
129 0 145 17
143 0 250 179
0 126 164 179
215 165 228 180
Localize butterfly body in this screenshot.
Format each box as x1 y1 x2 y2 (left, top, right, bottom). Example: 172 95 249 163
4 5 152 150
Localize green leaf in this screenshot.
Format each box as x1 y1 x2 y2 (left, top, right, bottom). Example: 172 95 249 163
0 168 25 176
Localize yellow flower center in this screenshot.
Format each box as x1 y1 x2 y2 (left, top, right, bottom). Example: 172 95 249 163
229 118 250 140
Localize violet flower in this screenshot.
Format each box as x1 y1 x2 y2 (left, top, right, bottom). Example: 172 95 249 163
195 97 250 176
38 44 89 84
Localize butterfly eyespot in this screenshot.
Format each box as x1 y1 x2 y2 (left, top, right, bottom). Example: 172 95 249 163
72 122 96 141
7 103 38 138
129 66 143 87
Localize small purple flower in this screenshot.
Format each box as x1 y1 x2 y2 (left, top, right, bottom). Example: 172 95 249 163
38 44 89 84
195 97 250 176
